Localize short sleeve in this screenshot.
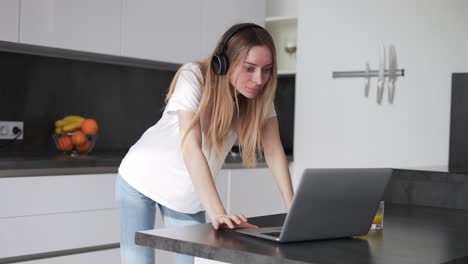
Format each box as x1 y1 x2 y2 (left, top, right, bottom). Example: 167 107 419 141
266 104 277 119
165 63 203 114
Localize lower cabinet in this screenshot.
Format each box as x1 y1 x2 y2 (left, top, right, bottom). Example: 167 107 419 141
228 167 286 217
0 173 119 261
214 167 286 217
0 209 119 259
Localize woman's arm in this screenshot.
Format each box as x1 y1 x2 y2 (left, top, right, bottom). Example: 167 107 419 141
178 110 256 230
261 117 294 209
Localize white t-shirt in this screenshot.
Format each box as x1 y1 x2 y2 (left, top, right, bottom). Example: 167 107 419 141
118 63 276 214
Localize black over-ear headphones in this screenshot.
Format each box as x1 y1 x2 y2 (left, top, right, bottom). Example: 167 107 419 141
211 23 263 76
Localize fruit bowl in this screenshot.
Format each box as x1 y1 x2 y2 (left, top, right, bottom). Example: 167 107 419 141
53 115 99 156
53 132 98 156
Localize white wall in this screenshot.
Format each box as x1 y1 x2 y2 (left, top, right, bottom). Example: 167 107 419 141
292 0 468 181
0 0 19 42
266 0 297 17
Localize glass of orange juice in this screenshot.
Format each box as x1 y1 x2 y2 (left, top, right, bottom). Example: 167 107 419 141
371 201 385 230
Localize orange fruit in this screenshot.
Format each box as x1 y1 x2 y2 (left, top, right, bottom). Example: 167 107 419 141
71 131 87 146
57 135 73 152
81 119 98 136
76 139 92 153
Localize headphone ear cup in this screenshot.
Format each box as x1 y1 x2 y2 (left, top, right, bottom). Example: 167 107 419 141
211 54 229 75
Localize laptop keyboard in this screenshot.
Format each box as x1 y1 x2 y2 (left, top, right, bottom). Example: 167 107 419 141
262 232 281 237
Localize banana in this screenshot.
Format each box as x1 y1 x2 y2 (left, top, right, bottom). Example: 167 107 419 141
63 115 84 123
62 121 83 132
54 115 85 135
55 119 72 127
55 116 85 128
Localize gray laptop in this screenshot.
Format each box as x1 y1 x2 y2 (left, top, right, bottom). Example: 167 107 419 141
235 168 391 243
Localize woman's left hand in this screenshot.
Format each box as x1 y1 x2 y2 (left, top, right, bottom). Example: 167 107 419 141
212 213 258 230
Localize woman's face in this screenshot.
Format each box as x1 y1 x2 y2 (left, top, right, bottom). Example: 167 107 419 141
230 45 273 99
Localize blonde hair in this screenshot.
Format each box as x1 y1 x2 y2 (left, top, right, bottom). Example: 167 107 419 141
165 25 277 168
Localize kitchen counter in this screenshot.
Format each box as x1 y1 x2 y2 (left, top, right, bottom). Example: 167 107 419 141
0 152 291 178
136 204 468 264
0 151 123 178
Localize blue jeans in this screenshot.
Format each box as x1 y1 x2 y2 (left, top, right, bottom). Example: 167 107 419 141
115 175 206 264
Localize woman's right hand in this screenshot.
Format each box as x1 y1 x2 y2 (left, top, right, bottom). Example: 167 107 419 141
211 213 258 230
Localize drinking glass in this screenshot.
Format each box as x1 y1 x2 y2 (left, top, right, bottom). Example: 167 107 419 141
370 201 385 230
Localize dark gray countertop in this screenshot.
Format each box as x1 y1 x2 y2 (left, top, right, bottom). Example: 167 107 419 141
136 204 468 264
0 152 288 178
0 151 123 177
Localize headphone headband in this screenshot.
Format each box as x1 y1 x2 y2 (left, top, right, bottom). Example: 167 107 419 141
216 23 262 55
211 23 264 75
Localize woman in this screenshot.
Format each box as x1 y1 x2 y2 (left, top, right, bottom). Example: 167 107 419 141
116 23 294 264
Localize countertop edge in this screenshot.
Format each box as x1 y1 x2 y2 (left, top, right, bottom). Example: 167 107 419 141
0 162 272 178
0 166 118 178
135 231 306 264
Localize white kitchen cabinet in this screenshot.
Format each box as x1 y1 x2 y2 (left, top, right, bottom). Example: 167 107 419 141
214 169 230 209
0 173 119 260
19 0 121 55
228 168 286 217
0 173 118 218
122 0 266 64
0 209 119 259
15 0 266 64
121 0 202 64
0 0 19 42
200 0 266 60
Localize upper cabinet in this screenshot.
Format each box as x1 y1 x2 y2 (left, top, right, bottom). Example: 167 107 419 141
12 1 266 63
19 0 121 55
0 0 19 42
121 0 202 64
200 0 266 60
122 0 266 64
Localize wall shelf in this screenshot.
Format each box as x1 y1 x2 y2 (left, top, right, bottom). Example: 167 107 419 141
265 16 297 23
278 70 296 76
265 16 297 75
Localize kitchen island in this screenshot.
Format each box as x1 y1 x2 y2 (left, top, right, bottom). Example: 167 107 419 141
136 204 468 264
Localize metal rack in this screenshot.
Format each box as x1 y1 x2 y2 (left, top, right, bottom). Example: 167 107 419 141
332 44 405 104
332 69 405 79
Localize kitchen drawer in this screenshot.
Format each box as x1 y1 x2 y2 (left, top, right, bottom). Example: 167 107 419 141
229 168 286 217
0 173 117 218
0 209 119 258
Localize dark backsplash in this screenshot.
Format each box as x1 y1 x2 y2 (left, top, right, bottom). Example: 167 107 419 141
0 42 295 156
274 75 295 156
0 47 176 153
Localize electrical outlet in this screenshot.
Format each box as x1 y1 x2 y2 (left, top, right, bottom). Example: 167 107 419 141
0 121 24 140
